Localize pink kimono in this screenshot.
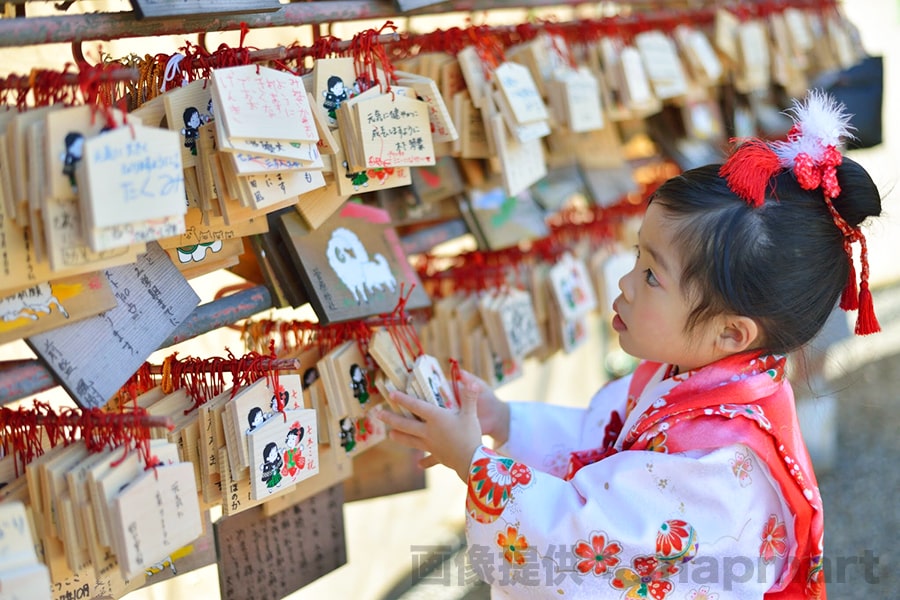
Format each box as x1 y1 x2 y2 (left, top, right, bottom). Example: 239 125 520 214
465 351 824 599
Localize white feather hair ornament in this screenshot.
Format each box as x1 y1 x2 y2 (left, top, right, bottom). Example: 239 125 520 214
771 90 855 198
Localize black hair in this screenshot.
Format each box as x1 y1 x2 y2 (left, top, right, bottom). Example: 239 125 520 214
64 131 84 149
302 367 319 388
183 106 200 125
263 441 279 460
650 158 881 354
247 407 264 428
327 75 343 90
286 427 304 442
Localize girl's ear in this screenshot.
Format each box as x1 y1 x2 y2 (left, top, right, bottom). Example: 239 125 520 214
716 316 760 354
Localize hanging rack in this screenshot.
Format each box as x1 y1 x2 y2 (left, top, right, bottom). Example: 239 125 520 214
0 0 594 49
0 405 175 431
0 0 838 50
0 67 140 91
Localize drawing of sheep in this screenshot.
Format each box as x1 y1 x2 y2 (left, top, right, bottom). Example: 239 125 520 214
326 227 397 303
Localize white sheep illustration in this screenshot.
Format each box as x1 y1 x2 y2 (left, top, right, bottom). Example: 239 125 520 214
326 227 397 303
0 283 69 322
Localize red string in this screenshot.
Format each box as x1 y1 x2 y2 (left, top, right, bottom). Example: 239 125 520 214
0 402 172 475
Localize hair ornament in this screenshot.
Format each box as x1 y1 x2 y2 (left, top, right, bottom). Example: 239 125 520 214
719 90 879 335
771 90 853 199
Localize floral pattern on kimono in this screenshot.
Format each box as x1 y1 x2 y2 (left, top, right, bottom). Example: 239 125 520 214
466 351 823 599
466 448 534 524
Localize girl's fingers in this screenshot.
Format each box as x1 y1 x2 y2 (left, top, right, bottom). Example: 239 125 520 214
387 429 431 452
389 390 438 420
418 454 440 469
379 409 427 438
458 378 480 415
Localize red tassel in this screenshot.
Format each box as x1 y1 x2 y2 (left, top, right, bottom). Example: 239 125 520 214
840 258 858 311
855 281 881 335
719 140 782 207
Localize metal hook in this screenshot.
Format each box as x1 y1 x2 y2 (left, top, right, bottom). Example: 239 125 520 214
71 40 93 68
197 31 210 54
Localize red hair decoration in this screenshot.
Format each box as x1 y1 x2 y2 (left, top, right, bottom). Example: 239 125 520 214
719 91 879 335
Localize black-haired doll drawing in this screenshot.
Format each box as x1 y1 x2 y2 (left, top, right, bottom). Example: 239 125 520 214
61 132 85 190
269 388 290 417
302 367 319 390
202 98 214 124
246 407 265 433
323 75 349 121
259 441 283 490
349 363 369 405
339 417 356 453
182 106 201 155
281 425 306 478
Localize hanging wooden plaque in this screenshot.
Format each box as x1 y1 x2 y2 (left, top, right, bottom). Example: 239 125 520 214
130 0 280 20
0 272 115 345
214 485 347 600
26 243 200 409
278 202 430 324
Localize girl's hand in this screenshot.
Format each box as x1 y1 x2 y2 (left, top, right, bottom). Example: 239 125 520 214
458 369 511 446
378 379 484 482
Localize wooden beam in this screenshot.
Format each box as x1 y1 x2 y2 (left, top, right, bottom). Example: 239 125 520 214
0 0 590 48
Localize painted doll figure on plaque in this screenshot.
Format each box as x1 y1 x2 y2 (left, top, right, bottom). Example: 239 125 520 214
323 75 350 122
259 441 284 489
248 410 318 500
349 363 370 406
182 107 202 155
61 131 85 190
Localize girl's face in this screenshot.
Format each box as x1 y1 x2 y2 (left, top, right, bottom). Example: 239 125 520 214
251 412 263 427
612 203 729 373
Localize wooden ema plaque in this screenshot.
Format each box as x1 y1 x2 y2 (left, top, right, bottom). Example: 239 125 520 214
279 202 430 324
27 243 200 408
130 0 280 20
214 485 347 600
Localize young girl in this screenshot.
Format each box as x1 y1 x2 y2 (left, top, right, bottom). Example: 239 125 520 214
380 93 882 599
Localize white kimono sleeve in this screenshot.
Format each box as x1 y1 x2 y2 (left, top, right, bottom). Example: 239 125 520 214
499 375 632 477
464 442 791 600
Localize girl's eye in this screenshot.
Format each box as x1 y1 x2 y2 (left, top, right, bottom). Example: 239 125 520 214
644 269 660 287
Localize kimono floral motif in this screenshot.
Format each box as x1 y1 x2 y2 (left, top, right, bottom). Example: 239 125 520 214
655 520 698 563
759 514 788 564
729 451 753 487
753 354 786 381
573 531 622 575
806 554 825 599
496 526 529 565
717 404 772 430
467 449 534 524
686 585 719 600
611 555 680 599
646 431 668 453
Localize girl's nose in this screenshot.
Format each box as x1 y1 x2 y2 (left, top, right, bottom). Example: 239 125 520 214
618 268 634 302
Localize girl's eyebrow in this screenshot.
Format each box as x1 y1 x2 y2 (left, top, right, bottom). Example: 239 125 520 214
642 241 672 276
